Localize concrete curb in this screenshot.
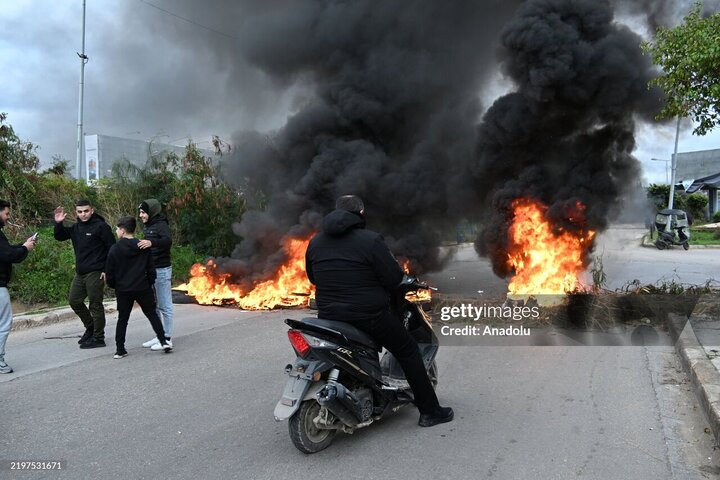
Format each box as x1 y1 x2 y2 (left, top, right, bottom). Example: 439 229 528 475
667 313 720 446
10 301 117 332
640 233 720 249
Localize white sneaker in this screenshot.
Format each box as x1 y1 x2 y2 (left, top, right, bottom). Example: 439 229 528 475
142 337 160 348
0 360 13 374
151 339 173 352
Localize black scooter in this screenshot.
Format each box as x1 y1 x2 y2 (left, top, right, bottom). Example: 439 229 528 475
273 276 438 454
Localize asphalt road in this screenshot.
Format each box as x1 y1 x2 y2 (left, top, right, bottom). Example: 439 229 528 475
1 303 719 480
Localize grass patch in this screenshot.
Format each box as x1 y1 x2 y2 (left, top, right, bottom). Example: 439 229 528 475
689 228 720 245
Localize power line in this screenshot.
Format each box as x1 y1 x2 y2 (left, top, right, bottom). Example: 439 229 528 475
138 0 238 40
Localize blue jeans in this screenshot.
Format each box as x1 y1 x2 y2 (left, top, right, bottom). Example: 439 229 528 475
154 266 173 338
0 288 13 359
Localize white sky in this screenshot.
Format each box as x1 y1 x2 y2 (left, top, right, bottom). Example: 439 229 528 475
1 0 718 184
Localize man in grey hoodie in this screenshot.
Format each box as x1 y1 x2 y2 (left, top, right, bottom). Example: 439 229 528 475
138 199 174 350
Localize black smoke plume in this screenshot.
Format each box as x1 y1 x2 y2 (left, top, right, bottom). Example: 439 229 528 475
472 0 662 279
185 0 670 288
215 0 522 286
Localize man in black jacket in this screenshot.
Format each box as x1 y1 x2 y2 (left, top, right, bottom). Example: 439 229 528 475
106 216 171 358
54 199 115 349
0 199 36 374
137 199 174 350
305 195 453 427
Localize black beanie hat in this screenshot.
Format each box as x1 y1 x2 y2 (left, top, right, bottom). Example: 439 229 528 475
138 201 150 214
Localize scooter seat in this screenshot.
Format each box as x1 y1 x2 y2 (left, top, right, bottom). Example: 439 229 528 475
300 317 379 350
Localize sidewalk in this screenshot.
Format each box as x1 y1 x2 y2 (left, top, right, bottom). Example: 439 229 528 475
667 308 720 447
10 301 117 332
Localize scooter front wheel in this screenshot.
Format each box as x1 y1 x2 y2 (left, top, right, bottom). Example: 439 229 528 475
289 400 336 454
683 242 690 250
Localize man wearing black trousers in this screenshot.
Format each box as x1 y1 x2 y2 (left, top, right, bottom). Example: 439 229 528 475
105 216 172 359
305 195 453 427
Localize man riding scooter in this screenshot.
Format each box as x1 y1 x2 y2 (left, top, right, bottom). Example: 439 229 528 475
305 195 453 427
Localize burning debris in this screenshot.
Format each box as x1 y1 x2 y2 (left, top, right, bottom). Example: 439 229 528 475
180 237 315 309
506 198 595 296
475 0 661 297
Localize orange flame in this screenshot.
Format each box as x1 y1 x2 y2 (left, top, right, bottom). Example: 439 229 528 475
181 237 315 309
507 198 595 296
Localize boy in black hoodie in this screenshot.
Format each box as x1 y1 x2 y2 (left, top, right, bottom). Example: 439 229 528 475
105 216 172 358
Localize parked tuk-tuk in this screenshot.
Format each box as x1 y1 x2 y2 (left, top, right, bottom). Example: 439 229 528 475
654 209 691 250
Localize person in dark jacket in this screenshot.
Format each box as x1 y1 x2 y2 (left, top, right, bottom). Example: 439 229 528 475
54 199 115 349
305 195 453 427
105 216 172 359
0 199 36 374
137 199 174 350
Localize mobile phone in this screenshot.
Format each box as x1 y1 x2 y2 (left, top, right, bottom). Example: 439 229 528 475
31 232 39 241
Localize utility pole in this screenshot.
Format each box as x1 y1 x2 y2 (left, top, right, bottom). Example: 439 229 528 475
668 115 681 210
650 158 670 184
75 0 88 181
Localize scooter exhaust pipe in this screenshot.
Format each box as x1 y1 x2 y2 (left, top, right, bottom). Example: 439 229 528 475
317 382 362 427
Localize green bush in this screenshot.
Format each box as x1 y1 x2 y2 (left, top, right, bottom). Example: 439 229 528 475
713 211 720 223
171 244 206 285
685 193 708 222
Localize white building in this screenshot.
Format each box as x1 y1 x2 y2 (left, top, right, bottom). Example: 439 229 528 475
83 134 215 182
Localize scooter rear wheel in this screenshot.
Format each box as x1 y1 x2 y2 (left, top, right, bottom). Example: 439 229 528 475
289 400 337 454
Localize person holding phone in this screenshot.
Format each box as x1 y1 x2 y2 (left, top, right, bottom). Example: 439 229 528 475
0 199 36 374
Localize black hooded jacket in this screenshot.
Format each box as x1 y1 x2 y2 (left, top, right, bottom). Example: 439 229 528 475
305 209 404 322
142 213 172 268
54 213 115 274
105 238 156 293
0 220 29 287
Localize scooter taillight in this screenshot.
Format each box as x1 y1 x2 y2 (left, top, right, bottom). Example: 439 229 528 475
287 330 311 358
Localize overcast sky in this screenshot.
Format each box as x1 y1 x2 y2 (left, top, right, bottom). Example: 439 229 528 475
1 0 719 184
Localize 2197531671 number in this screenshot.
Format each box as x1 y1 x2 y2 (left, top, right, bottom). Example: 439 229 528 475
1 460 65 470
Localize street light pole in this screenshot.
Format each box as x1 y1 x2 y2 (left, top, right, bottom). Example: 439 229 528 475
75 0 88 181
668 115 681 209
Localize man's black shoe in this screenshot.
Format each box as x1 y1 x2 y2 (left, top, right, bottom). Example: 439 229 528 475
78 329 93 345
79 338 106 349
418 406 454 427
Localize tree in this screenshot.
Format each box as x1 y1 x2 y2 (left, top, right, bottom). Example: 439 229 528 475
0 112 40 221
641 3 720 135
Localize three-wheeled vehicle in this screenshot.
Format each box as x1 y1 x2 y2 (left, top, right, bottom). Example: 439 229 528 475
654 209 691 250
